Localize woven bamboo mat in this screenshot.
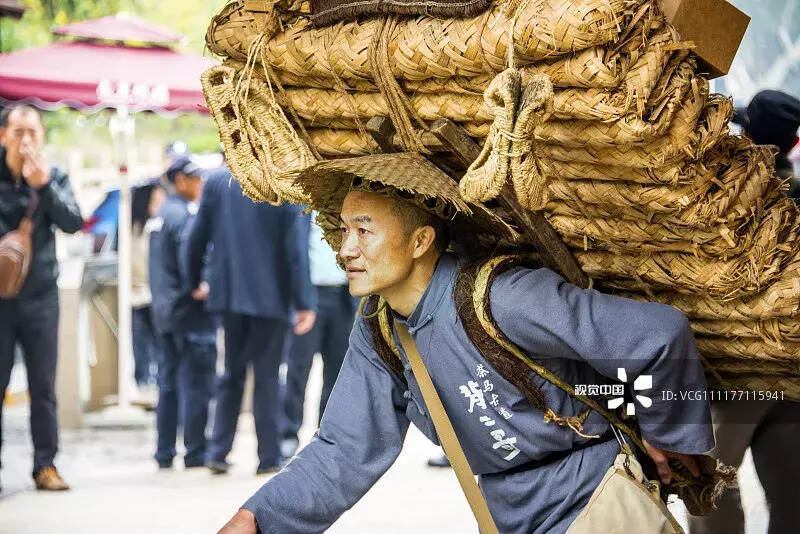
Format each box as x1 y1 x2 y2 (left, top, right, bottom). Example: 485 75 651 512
698 338 800 362
209 0 646 78
692 317 800 345
703 358 800 376
615 256 800 320
576 202 800 298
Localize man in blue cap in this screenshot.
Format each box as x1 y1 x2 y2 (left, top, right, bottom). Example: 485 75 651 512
148 156 216 469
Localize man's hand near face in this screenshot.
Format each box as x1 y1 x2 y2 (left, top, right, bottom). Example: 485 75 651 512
217 509 258 534
20 145 51 189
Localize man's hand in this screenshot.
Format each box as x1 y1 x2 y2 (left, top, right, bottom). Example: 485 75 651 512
20 145 50 189
217 509 258 534
192 281 210 301
293 310 316 335
642 439 701 484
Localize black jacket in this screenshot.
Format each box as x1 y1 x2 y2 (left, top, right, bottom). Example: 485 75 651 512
148 193 215 336
0 149 83 300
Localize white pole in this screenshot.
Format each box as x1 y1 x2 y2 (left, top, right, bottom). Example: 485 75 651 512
111 105 134 409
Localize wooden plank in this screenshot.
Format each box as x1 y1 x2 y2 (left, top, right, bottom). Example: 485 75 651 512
366 117 397 153
429 119 590 289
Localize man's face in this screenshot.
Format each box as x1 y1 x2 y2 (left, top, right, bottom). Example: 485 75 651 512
339 191 415 297
2 110 44 167
176 173 203 202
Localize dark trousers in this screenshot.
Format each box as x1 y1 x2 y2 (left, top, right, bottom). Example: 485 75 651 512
0 292 60 474
207 314 289 469
132 306 160 386
282 286 357 441
688 400 800 534
155 331 216 466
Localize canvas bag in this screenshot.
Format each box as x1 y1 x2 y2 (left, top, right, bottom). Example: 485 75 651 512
566 426 684 534
0 190 38 298
394 322 684 534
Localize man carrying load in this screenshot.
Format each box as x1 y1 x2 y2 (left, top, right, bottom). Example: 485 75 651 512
218 153 718 534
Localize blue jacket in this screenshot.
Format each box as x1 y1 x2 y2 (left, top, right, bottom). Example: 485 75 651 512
148 193 214 336
184 166 315 321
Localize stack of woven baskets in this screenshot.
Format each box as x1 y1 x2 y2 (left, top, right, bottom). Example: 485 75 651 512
202 0 800 400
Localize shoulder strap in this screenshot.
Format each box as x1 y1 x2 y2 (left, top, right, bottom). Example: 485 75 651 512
395 323 500 534
470 255 647 455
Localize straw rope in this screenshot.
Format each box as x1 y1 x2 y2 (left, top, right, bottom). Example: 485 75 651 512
201 64 315 204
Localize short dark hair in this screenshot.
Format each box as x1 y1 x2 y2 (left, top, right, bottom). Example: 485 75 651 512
0 104 43 128
390 197 450 255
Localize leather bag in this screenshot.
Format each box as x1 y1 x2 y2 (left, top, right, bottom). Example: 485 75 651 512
0 190 38 298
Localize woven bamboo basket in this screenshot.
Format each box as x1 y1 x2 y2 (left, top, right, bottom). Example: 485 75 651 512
697 338 800 363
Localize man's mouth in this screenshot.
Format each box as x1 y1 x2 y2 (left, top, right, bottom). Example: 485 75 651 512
346 267 366 278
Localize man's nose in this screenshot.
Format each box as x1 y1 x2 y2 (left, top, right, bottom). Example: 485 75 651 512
339 232 359 260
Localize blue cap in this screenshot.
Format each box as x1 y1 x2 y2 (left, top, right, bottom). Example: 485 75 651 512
166 156 202 183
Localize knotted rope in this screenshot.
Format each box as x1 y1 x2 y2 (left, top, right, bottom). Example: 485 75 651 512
459 0 554 209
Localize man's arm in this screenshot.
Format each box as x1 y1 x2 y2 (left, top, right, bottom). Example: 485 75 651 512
490 267 714 455
185 180 215 291
38 169 83 233
234 320 410 534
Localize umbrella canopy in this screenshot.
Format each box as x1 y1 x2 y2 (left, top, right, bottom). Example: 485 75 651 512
0 40 215 113
52 13 183 46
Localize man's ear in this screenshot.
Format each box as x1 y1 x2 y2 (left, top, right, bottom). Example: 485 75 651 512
410 225 436 259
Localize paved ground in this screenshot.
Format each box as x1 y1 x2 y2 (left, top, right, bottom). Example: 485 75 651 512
0 357 769 533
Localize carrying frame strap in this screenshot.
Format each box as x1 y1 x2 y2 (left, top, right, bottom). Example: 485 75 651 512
395 323 500 534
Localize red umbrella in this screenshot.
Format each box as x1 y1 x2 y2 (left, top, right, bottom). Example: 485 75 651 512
0 14 215 113
0 40 214 113
52 13 183 46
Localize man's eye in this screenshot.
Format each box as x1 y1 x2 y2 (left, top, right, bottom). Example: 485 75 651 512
358 228 368 235
338 227 347 233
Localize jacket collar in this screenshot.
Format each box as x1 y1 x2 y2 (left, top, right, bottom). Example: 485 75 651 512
392 252 459 333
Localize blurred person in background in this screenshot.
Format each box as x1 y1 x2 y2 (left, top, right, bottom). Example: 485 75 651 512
185 164 315 475
0 104 83 491
279 212 358 459
130 179 166 404
148 156 216 469
733 90 800 198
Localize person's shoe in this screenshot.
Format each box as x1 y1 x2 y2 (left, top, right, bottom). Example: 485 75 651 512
427 452 451 468
184 461 205 470
33 467 70 491
207 460 231 475
157 459 173 470
255 464 281 475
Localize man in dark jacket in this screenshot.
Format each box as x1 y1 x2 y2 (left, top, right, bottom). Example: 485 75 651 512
148 156 216 469
185 165 315 474
0 105 83 491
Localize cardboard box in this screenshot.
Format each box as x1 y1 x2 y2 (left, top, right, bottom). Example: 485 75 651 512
657 0 750 78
